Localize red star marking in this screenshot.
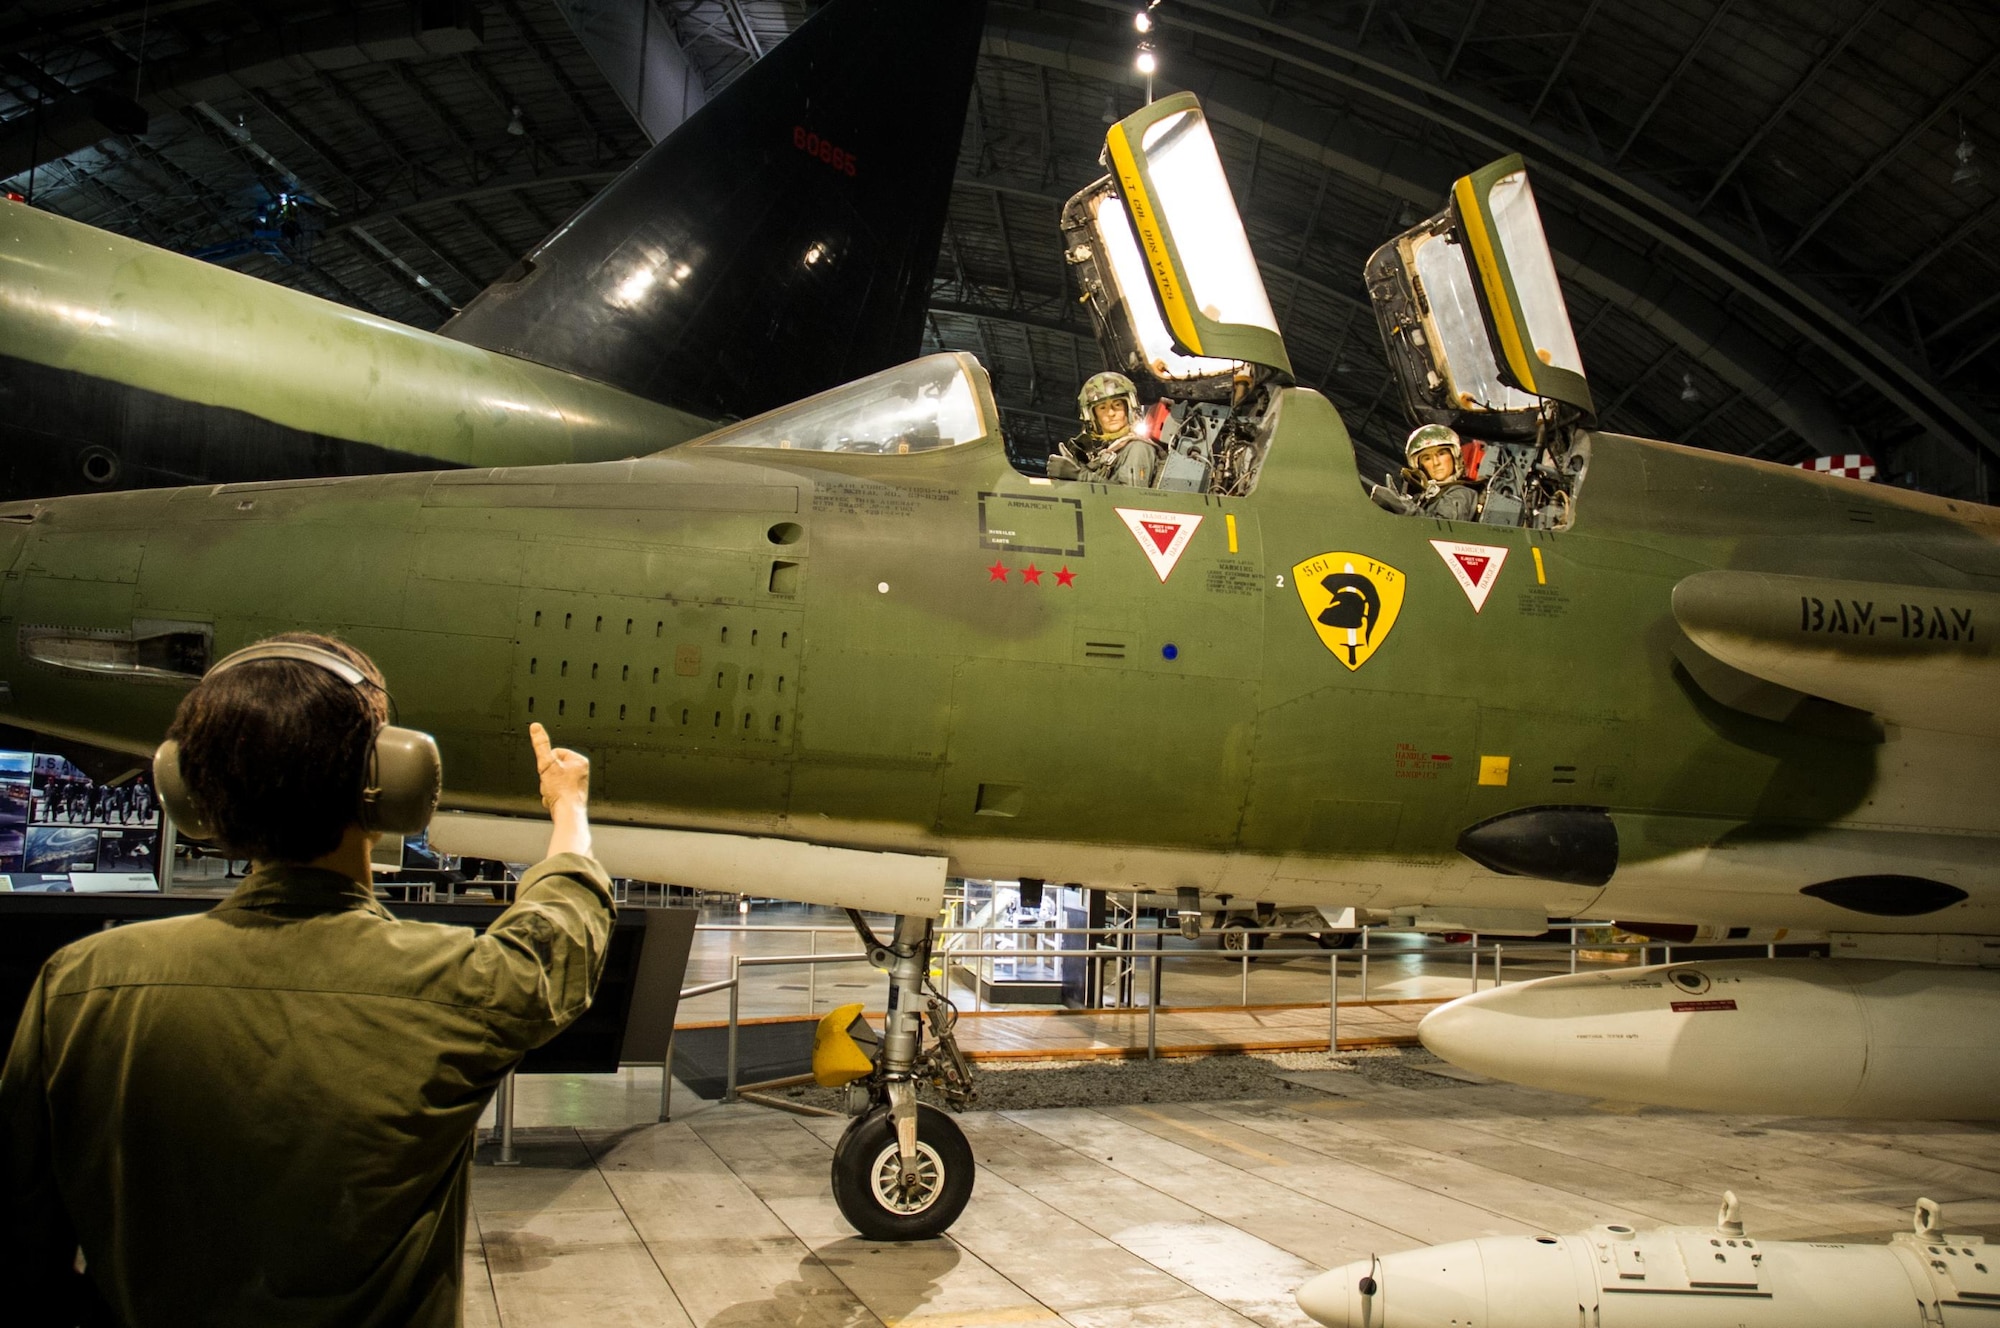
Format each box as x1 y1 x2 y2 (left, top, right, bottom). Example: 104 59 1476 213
1055 566 1075 587
987 560 1008 582
1021 563 1043 585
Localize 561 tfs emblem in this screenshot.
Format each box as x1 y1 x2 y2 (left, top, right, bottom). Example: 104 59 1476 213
1294 552 1405 670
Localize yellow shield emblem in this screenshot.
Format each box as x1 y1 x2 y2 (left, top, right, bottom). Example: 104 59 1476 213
1294 552 1405 670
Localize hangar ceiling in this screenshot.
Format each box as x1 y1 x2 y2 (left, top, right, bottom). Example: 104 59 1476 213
3 0 1995 494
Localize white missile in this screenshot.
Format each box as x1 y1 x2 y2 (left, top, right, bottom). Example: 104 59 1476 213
1297 1194 2000 1328
1416 958 2000 1118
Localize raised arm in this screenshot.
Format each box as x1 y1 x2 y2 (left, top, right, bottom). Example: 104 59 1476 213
458 725 614 1054
531 721 592 861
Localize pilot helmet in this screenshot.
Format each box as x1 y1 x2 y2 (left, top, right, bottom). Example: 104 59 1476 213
1405 423 1462 471
1077 371 1139 433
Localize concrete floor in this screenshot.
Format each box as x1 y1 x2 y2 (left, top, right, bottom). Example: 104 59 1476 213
467 1061 2000 1327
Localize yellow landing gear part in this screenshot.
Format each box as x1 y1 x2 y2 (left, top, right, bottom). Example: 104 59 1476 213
812 1002 876 1087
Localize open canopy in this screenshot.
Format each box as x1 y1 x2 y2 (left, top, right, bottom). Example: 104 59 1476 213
1366 154 1594 441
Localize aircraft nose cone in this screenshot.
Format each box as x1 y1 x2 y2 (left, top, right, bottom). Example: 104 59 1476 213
1418 986 1516 1078
1295 1261 1366 1327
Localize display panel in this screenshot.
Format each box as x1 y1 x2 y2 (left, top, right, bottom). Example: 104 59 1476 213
0 751 161 890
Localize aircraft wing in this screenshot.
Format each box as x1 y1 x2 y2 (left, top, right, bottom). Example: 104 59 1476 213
426 812 947 917
1672 569 2000 737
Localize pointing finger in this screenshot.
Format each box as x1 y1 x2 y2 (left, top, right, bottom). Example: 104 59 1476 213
529 721 553 766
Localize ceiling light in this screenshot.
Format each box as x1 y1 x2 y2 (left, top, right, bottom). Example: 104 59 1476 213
1680 372 1701 405
506 106 525 137
1102 94 1119 126
1134 11 1152 33
1952 123 1981 189
1135 48 1158 75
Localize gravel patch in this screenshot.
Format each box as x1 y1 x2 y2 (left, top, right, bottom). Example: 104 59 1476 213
767 1046 1472 1113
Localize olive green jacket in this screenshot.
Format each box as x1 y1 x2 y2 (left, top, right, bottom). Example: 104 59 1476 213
1 852 615 1327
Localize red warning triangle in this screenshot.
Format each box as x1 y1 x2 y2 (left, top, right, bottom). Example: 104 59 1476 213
1429 539 1509 613
1115 508 1204 582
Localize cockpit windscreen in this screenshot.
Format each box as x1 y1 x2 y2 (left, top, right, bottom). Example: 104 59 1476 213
688 352 994 456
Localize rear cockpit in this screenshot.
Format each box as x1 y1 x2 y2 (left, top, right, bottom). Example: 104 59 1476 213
1362 157 1593 530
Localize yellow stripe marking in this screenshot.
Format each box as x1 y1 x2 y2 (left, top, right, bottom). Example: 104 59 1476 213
1106 122 1204 356
1531 545 1546 585
1225 513 1238 553
1454 175 1536 396
1126 1105 1289 1165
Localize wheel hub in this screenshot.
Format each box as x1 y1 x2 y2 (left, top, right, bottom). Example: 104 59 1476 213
868 1140 944 1214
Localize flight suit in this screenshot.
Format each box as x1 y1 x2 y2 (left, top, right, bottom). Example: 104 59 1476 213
1059 428 1162 487
1421 480 1482 522
1 852 615 1328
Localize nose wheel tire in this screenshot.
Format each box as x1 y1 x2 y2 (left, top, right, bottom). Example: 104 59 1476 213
830 1103 974 1241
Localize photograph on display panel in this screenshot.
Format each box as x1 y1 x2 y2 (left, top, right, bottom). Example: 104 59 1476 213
95 827 157 875
0 751 27 872
25 824 100 874
32 754 159 828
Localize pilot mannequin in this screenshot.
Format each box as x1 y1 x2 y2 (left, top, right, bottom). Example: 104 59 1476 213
1371 424 1482 521
1049 371 1161 487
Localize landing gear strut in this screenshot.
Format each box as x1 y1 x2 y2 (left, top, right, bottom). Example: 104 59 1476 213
829 911 976 1240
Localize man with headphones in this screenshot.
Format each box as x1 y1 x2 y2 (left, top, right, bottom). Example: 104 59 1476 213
1 632 613 1327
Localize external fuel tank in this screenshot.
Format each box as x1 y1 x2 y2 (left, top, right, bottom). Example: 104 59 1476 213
1297 1196 2000 1328
1417 958 2000 1118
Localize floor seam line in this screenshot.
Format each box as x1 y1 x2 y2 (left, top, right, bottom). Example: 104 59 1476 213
578 1124 702 1328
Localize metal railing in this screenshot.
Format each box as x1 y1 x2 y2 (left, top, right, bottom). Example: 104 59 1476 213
662 921 1758 1104
482 919 1787 1148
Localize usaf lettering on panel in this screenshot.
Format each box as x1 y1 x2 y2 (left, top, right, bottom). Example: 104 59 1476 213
1799 595 1975 642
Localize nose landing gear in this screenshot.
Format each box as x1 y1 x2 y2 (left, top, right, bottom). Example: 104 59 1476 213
828 910 977 1240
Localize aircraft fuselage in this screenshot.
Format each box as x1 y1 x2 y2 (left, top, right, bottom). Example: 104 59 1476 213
4 386 1997 934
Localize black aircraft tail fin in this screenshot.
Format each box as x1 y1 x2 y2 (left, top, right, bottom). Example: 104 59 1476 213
439 0 985 424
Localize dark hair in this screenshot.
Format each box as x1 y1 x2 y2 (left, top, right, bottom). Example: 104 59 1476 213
164 632 390 863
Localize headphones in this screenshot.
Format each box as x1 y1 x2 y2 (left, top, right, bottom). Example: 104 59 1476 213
153 642 442 845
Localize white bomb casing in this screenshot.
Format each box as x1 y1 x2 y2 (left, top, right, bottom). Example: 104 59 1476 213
1296 1196 2000 1328
1417 958 2000 1118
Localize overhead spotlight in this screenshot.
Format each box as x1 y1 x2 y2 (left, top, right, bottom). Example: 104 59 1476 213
1102 94 1120 126
506 106 526 137
1952 121 1981 189
1134 10 1153 33
1135 47 1158 75
1680 372 1701 405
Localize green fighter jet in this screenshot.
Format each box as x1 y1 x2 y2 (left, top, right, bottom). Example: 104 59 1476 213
5 93 2000 1238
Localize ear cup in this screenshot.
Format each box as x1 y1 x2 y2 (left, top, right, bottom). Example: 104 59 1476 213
151 740 219 843
361 726 443 836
